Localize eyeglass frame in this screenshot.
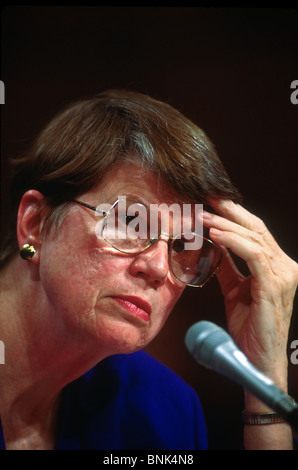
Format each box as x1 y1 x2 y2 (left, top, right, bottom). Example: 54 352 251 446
71 198 222 288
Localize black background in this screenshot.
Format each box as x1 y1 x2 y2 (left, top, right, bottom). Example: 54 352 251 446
1 5 298 449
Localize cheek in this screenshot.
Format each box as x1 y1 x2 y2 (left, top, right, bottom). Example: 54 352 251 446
39 234 126 316
149 284 185 335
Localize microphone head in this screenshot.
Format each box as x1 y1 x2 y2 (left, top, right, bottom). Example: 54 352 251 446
185 322 298 428
185 321 235 369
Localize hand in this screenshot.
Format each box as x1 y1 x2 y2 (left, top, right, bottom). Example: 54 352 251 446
201 199 298 385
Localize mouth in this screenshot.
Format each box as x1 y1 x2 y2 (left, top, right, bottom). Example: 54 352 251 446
111 295 152 322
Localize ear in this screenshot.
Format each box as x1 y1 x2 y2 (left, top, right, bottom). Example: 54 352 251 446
17 190 47 264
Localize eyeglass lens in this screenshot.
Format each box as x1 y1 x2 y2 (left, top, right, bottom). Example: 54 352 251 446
100 199 221 286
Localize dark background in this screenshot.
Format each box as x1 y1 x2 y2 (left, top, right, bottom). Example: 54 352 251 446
1 6 297 449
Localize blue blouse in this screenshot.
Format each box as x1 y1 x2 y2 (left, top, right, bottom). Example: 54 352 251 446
0 351 207 450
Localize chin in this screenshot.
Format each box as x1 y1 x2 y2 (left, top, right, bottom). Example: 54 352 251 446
91 317 154 356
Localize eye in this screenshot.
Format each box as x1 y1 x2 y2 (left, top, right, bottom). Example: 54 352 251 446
172 239 185 253
116 214 136 227
125 215 137 225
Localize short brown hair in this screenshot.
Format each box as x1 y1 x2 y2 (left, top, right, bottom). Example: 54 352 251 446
1 89 241 267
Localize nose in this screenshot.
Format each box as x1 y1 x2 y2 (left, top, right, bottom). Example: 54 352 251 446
129 239 170 287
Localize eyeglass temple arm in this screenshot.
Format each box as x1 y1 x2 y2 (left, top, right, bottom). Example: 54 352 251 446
71 199 107 215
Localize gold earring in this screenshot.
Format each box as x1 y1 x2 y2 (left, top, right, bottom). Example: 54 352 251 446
20 243 37 260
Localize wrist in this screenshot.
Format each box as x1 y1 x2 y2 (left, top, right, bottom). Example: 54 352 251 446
244 391 276 414
243 362 288 413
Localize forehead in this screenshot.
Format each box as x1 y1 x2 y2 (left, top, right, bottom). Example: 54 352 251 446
86 160 193 206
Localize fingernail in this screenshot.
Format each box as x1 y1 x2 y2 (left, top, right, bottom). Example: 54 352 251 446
210 228 222 236
201 210 212 219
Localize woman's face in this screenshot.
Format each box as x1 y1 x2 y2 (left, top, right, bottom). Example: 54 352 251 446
39 162 189 358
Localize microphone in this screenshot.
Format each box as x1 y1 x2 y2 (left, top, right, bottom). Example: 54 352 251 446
185 321 298 430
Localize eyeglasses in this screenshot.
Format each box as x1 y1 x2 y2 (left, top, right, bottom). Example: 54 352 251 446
71 198 222 287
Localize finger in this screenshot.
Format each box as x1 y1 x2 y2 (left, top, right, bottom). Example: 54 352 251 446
208 198 268 234
209 227 272 282
199 209 276 258
200 210 251 238
215 245 245 297
207 198 278 249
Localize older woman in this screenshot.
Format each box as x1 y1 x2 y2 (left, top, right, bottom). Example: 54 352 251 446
0 90 297 450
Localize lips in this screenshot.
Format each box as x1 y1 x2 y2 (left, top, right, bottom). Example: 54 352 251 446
111 295 152 322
